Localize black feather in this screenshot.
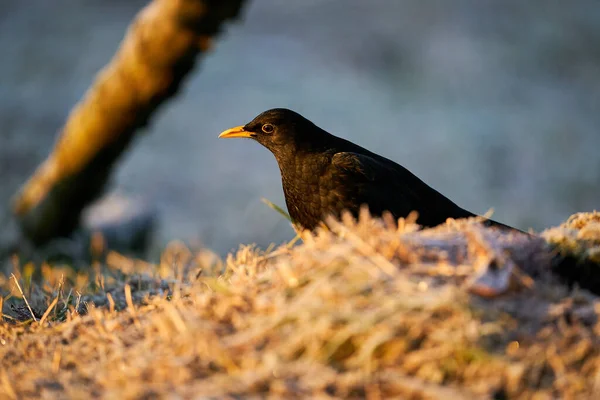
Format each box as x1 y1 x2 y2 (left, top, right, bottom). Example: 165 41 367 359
222 108 521 232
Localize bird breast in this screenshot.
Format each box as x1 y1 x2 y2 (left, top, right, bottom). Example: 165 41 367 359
278 154 334 230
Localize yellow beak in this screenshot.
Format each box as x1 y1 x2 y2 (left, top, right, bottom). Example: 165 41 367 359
218 125 252 139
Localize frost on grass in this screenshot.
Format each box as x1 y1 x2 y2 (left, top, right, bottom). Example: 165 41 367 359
1 211 600 399
542 211 600 294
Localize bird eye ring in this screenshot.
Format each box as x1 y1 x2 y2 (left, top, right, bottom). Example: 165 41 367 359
261 124 274 134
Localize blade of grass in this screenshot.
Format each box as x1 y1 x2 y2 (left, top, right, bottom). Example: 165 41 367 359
10 274 37 322
261 197 292 222
287 233 302 248
39 297 59 325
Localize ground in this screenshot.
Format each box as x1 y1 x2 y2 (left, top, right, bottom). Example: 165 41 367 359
1 212 599 399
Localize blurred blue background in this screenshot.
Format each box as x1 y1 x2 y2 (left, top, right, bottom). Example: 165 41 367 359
1 0 599 254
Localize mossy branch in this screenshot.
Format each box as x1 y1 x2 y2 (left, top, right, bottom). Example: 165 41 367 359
12 0 248 245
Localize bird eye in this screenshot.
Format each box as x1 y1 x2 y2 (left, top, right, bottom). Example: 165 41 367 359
261 124 274 134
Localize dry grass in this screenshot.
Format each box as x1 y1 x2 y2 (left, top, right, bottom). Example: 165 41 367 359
1 211 600 399
543 211 600 263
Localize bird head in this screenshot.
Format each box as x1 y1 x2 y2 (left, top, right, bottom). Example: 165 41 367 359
218 108 324 156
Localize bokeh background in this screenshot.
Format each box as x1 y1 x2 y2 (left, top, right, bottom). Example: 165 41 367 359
1 0 599 255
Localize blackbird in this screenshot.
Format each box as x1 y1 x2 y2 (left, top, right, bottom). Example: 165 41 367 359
219 108 519 232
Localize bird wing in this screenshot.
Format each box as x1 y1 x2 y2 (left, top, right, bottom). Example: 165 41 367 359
331 151 420 215
331 151 475 225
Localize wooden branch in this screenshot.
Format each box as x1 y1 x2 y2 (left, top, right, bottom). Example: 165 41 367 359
12 0 248 245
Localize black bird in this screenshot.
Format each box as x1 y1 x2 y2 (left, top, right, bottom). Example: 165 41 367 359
219 108 518 232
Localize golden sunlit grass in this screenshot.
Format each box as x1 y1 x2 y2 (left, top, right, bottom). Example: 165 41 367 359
1 211 600 399
543 211 600 263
